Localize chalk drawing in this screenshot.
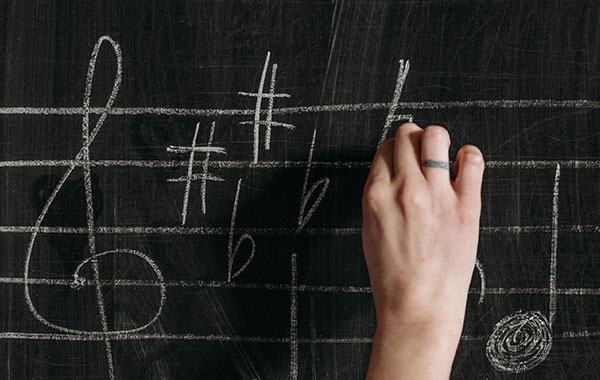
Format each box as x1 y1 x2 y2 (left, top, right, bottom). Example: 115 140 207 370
475 259 485 305
167 121 226 222
297 127 330 233
486 310 552 373
238 52 295 163
378 59 413 147
20 36 165 380
289 253 298 380
227 178 256 282
549 164 561 325
484 163 561 373
2 33 599 378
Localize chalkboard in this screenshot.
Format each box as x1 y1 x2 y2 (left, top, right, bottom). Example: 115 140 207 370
1 1 600 379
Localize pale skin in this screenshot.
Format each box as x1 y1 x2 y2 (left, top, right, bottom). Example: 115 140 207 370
362 122 485 379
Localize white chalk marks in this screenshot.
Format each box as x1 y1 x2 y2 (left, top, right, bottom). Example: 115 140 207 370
70 249 166 333
297 128 330 233
486 310 553 373
22 36 165 380
378 59 413 147
549 164 561 325
167 121 226 223
2 33 597 380
238 52 295 163
227 178 256 282
474 258 486 305
289 253 299 380
485 163 561 373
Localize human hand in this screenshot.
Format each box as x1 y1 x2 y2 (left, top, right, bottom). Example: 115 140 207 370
362 123 485 379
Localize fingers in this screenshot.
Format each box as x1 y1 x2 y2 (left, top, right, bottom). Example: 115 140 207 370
393 123 423 180
420 126 451 187
453 144 485 203
368 138 395 182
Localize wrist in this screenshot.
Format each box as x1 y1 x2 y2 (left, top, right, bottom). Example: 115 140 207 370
375 299 467 340
376 315 464 345
366 318 463 380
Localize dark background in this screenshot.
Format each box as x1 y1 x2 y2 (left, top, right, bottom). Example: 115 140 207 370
1 0 600 379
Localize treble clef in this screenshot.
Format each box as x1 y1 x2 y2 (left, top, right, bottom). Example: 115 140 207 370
23 36 166 378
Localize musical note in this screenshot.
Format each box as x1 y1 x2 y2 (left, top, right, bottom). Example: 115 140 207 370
485 164 560 373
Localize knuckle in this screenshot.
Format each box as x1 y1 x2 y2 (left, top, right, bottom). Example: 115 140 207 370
362 180 389 211
396 180 428 211
395 122 422 137
461 145 485 168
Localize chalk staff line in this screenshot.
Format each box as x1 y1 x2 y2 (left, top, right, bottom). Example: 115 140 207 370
6 276 600 297
3 99 600 117
1 224 600 235
0 330 597 343
1 159 600 169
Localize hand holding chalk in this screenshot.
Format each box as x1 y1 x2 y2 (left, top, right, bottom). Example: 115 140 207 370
362 122 485 379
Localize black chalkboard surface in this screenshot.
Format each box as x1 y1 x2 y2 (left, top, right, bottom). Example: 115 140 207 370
2 1 600 379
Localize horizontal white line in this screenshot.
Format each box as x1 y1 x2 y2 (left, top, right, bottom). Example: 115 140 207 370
0 226 360 235
0 277 372 293
0 225 598 235
389 114 414 121
0 332 290 343
0 331 593 342
3 277 600 297
0 332 489 343
0 159 599 169
468 287 600 295
166 173 225 182
237 92 291 98
166 146 226 154
238 120 296 129
0 160 370 169
1 100 600 117
557 330 600 338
